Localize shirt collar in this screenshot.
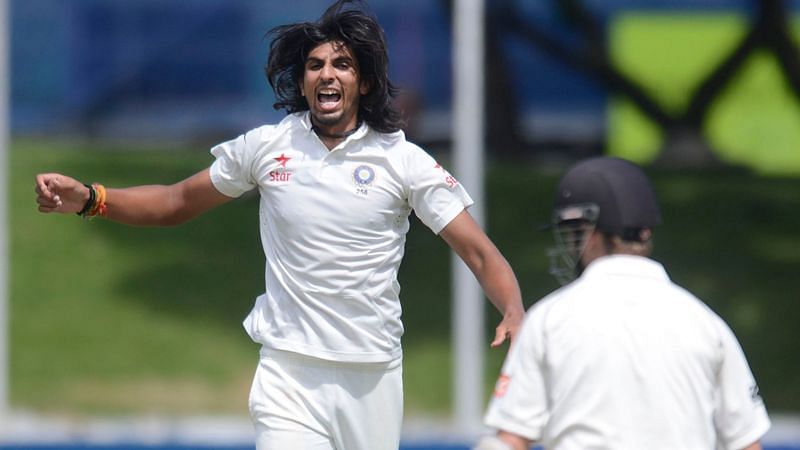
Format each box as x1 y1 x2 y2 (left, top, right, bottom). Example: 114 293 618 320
300 111 369 146
581 254 670 282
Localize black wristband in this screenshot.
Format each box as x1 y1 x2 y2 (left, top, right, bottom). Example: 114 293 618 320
76 183 95 217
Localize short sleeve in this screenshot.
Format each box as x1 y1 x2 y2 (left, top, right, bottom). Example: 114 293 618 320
713 319 771 450
405 148 473 234
483 310 549 442
209 130 259 198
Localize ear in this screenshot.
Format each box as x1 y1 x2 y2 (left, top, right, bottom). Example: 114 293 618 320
580 230 606 266
359 79 372 96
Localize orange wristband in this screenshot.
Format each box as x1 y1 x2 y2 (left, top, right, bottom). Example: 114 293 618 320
88 183 107 218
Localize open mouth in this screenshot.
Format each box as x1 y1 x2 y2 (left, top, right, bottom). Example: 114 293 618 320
317 89 341 109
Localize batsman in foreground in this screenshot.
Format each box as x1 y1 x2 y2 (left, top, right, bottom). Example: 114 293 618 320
475 157 770 450
34 1 525 449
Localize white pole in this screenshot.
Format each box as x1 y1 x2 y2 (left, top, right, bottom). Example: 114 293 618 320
0 0 10 420
452 0 485 433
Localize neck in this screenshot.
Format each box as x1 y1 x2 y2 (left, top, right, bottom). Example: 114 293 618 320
312 119 362 140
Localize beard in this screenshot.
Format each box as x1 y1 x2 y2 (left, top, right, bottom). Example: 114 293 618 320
310 108 346 128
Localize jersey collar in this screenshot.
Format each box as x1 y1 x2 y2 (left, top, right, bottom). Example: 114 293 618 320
582 255 670 282
300 111 369 146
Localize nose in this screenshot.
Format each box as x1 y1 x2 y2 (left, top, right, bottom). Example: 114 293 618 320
320 62 335 81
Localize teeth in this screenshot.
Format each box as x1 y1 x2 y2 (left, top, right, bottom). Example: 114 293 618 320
318 89 341 105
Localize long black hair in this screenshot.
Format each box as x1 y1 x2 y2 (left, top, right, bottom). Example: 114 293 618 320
265 0 403 133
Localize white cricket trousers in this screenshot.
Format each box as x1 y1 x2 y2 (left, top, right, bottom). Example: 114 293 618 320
249 348 404 450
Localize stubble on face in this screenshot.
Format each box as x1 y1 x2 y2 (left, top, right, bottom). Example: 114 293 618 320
301 41 369 133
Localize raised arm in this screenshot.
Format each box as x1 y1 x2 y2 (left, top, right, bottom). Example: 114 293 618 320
440 209 525 347
35 168 233 226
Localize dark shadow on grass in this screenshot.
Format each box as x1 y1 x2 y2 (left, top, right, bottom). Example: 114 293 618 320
100 193 264 332
75 150 800 411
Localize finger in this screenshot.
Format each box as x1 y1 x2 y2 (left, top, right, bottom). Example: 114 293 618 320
37 195 59 205
37 204 59 213
35 174 64 202
47 177 61 194
36 196 60 210
35 175 54 199
491 328 509 347
35 185 58 204
46 178 65 206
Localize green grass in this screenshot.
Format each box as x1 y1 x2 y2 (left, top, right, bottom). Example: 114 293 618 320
12 139 262 414
10 139 800 416
608 13 800 175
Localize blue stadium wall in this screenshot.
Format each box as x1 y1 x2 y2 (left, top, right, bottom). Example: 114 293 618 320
9 0 794 142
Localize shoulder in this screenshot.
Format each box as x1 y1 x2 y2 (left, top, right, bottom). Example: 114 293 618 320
228 114 306 160
369 128 416 152
522 276 614 336
510 288 572 355
524 286 571 328
657 277 727 329
358 128 436 171
374 129 441 166
244 114 300 142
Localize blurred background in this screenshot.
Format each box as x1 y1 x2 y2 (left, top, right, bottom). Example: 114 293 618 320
4 0 800 448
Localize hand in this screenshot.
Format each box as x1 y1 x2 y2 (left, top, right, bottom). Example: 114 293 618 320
491 308 524 348
35 173 90 214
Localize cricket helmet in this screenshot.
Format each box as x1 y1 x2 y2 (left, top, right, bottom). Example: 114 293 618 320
547 156 661 284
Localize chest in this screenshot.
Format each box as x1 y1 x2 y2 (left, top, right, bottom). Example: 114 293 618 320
254 149 409 230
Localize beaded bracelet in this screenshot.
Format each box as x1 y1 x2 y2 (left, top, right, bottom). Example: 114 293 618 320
88 183 108 218
77 183 108 218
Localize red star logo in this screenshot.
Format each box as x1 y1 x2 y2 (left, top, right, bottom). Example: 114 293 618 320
275 153 291 167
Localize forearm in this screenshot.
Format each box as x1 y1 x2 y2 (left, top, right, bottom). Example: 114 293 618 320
472 248 524 317
473 248 526 346
36 169 230 226
440 210 525 344
104 184 195 226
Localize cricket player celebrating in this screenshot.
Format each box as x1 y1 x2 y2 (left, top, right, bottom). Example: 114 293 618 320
476 157 770 450
34 1 525 449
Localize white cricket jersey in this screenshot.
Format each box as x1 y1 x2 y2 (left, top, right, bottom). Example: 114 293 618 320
209 112 473 363
484 255 770 450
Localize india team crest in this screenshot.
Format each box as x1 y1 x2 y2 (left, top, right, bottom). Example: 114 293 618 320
353 165 376 186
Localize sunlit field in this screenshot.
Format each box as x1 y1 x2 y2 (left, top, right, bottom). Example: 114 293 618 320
10 138 800 420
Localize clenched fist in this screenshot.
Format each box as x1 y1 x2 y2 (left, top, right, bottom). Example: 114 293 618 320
34 173 90 214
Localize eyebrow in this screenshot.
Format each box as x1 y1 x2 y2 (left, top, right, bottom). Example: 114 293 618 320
305 55 356 66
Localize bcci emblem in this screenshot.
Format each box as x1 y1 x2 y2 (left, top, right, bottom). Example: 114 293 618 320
353 165 375 196
353 165 375 186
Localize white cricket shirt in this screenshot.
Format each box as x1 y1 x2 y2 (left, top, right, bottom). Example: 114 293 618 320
484 255 770 450
209 112 473 363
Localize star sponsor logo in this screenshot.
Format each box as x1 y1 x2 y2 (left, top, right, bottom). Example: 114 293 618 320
269 153 293 182
275 153 291 167
434 162 459 188
353 164 375 196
